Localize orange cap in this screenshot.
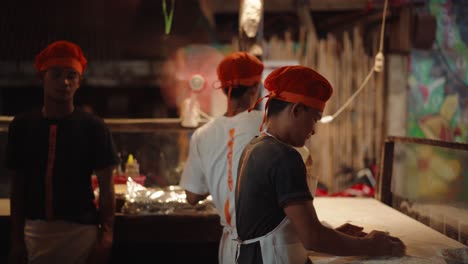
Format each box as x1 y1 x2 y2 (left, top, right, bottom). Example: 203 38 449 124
35 40 87 74
216 52 264 115
217 51 264 88
250 66 333 131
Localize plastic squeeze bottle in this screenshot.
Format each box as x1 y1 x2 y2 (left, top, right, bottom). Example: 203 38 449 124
125 154 140 179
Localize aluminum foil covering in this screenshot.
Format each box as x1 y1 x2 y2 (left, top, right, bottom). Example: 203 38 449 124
121 178 215 215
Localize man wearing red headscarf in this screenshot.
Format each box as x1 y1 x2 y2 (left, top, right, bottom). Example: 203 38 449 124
179 51 265 263
6 40 118 264
234 66 406 263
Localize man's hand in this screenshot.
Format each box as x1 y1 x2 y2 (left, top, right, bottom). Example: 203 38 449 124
185 190 209 206
366 230 406 257
91 166 115 264
335 223 367 237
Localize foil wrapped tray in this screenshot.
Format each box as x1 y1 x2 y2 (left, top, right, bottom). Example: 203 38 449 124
120 179 215 215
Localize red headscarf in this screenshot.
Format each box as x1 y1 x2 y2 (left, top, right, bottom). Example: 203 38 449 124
216 51 264 115
35 40 87 74
250 65 333 131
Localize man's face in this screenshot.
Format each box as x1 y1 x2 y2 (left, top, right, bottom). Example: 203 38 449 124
42 67 81 101
291 104 321 147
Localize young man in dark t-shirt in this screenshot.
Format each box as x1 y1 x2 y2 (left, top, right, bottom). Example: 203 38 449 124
6 40 118 264
235 66 406 264
236 134 311 263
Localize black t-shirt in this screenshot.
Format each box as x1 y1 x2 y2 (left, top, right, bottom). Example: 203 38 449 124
5 109 118 224
235 135 312 264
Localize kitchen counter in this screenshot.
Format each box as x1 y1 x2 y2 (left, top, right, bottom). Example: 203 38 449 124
0 198 222 263
310 197 467 263
0 199 222 243
114 210 222 243
3 198 467 263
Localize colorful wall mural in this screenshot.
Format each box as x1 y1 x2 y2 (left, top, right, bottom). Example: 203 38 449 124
408 0 468 142
405 0 468 201
399 1 468 245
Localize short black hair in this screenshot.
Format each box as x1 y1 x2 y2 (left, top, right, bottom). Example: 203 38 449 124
267 98 292 117
37 70 84 82
267 99 323 119
222 85 251 99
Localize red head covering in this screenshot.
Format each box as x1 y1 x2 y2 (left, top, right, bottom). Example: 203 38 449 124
34 40 87 74
216 51 264 115
250 65 333 131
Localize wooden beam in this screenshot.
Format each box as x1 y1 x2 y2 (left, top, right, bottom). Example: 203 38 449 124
377 140 395 206
388 7 412 53
308 0 369 11
213 0 369 13
199 0 216 28
318 9 393 34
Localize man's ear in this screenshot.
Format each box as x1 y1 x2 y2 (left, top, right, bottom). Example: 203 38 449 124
247 83 260 96
290 103 302 118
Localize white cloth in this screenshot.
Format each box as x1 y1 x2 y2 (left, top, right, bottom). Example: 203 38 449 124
25 219 97 264
180 110 263 264
235 216 309 264
219 226 239 264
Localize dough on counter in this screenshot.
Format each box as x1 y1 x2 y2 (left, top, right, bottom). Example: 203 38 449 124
438 247 468 263
312 255 446 264
350 256 445 264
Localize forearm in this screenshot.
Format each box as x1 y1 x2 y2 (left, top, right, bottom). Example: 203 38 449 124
314 225 372 256
286 201 401 257
95 167 115 237
98 186 115 235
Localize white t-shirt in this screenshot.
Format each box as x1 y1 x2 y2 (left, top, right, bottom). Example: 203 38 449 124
180 110 263 229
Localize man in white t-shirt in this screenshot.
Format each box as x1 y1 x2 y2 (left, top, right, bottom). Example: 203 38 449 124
179 51 264 264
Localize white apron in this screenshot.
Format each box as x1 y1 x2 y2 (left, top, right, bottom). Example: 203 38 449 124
219 225 238 264
235 217 309 264
24 219 97 264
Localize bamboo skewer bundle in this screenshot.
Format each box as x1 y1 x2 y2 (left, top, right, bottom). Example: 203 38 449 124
353 26 364 170
374 29 384 165
269 35 280 60
369 30 378 162
296 27 306 62
316 38 332 188
343 31 353 174
284 31 295 60
326 34 339 190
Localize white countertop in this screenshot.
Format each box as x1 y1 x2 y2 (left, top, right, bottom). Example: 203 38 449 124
309 197 467 263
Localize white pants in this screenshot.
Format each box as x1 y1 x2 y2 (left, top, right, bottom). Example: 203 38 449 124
25 220 98 264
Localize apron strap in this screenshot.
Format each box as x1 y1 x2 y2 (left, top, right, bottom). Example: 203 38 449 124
234 216 289 245
234 217 290 262
234 234 265 263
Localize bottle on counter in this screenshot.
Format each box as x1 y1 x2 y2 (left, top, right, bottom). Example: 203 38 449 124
125 153 140 179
